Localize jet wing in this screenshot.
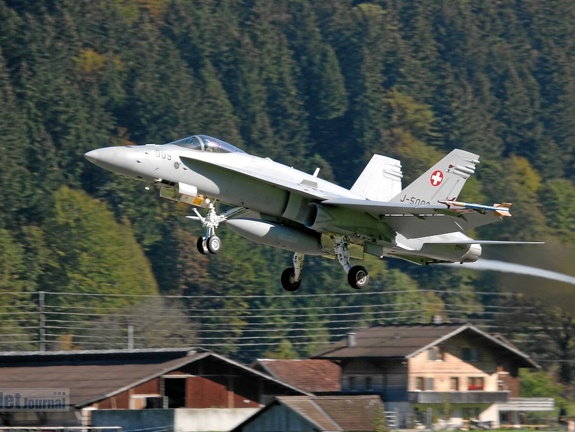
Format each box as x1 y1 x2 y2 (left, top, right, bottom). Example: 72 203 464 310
421 240 544 245
321 197 507 238
180 155 340 200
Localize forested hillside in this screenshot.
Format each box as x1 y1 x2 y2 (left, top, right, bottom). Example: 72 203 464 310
1 0 575 368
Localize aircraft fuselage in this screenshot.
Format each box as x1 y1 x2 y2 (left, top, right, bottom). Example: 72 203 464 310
88 143 362 218
85 135 538 291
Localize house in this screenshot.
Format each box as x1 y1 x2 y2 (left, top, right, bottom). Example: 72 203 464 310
0 347 307 431
313 323 553 428
252 359 341 394
230 395 385 432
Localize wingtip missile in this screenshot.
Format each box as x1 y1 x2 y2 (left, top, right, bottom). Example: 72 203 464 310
439 200 512 217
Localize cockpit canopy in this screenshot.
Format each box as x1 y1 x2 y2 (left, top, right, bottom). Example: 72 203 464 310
169 135 245 154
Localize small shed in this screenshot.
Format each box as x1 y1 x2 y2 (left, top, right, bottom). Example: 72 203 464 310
231 395 386 432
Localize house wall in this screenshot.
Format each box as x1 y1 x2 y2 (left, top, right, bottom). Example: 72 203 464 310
340 359 408 401
91 408 259 432
175 408 259 432
0 410 80 427
94 361 268 410
234 404 317 432
96 379 161 409
185 375 264 408
498 369 520 397
92 409 173 431
407 334 511 393
337 331 527 429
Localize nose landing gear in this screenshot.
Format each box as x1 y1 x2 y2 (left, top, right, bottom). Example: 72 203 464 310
188 203 245 255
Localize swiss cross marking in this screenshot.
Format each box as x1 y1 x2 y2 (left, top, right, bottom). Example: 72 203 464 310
430 170 443 186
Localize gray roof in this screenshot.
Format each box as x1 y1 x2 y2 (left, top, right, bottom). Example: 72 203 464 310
0 348 308 408
232 395 384 432
314 323 538 367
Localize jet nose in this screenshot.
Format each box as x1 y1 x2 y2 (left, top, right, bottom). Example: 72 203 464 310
83 145 143 178
83 146 123 172
84 149 99 163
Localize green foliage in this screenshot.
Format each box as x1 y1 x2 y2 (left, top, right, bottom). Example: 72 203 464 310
519 369 564 399
42 186 158 307
540 179 575 242
79 297 197 350
386 88 435 140
0 228 26 294
1 0 575 366
519 369 569 416
262 339 299 360
495 296 575 385
0 228 36 350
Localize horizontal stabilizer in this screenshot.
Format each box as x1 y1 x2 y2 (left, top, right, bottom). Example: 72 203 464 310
320 197 510 238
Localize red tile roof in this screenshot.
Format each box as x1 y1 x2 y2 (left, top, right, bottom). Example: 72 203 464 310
254 359 341 393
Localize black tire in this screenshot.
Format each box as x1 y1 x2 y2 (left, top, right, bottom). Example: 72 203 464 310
197 237 208 255
207 235 221 254
281 267 301 292
348 265 369 289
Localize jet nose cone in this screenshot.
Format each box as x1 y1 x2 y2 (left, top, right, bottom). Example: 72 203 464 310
84 149 99 163
83 146 141 178
84 147 120 171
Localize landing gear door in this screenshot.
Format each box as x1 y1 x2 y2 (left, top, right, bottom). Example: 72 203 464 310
160 182 209 208
320 234 364 260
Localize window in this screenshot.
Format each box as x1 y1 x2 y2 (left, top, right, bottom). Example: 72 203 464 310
365 376 373 391
450 377 459 391
468 377 484 391
463 407 481 419
428 345 444 361
415 377 434 391
348 376 357 391
415 377 425 391
462 347 479 362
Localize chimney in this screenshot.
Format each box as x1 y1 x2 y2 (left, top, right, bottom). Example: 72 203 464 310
347 332 356 347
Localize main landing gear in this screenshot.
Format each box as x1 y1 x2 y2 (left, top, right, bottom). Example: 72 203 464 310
280 236 369 292
281 252 304 292
188 206 369 292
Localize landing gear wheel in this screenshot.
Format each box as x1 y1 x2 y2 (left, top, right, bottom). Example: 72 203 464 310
348 265 369 289
207 235 221 254
197 237 208 255
281 267 301 292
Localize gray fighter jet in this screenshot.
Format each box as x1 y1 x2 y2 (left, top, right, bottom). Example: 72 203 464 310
85 135 540 291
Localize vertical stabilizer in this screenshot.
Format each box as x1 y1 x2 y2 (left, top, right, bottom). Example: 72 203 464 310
350 154 403 201
391 149 480 205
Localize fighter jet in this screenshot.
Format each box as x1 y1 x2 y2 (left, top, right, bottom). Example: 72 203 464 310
85 134 541 291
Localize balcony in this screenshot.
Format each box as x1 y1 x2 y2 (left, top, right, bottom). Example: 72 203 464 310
408 391 509 404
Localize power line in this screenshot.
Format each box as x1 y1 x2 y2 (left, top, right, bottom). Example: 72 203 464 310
0 290 562 365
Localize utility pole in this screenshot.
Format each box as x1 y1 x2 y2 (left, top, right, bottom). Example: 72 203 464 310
39 291 46 351
128 325 134 350
420 290 425 324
